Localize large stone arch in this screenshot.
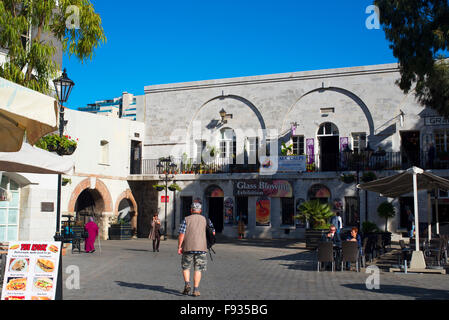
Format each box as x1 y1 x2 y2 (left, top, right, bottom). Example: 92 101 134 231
114 189 138 233
281 87 375 139
67 178 114 240
68 177 113 214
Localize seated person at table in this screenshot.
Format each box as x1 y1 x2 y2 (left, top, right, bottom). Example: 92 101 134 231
347 227 362 254
321 224 341 247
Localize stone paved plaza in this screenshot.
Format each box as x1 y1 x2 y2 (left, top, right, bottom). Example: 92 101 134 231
61 238 449 300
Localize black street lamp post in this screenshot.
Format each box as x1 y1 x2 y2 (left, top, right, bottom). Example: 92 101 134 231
53 69 75 238
157 158 177 239
52 69 75 300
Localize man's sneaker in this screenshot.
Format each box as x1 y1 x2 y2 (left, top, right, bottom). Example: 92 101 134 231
192 290 200 297
182 284 191 295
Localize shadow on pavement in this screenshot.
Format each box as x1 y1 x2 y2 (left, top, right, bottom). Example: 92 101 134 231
261 251 316 271
216 236 304 250
115 281 184 297
342 283 449 300
122 248 151 252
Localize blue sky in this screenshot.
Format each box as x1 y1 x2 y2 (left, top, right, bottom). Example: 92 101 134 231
63 0 396 109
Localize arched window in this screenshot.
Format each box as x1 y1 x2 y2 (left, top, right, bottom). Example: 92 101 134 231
308 184 331 204
317 122 339 136
0 175 20 241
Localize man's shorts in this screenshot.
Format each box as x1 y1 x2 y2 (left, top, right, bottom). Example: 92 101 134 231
181 252 207 271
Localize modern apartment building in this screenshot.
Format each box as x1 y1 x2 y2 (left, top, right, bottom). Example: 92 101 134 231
78 92 144 121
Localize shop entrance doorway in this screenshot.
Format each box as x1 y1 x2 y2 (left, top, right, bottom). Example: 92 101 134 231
206 186 224 233
318 122 339 171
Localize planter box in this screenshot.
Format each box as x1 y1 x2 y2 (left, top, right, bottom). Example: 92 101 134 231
109 224 132 240
305 229 328 249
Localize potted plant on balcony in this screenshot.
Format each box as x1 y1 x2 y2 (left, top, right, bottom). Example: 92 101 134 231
361 171 377 183
153 184 166 192
294 200 334 249
340 173 356 184
108 218 132 240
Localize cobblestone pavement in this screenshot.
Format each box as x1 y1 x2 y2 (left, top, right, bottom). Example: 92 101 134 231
61 238 449 300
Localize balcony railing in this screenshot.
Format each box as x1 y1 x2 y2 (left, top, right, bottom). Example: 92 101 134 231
132 152 449 175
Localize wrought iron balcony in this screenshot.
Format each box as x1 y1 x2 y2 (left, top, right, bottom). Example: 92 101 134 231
131 152 449 175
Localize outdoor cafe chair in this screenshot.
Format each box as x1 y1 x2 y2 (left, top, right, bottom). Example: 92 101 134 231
360 237 369 267
341 241 360 272
373 234 384 258
426 239 444 266
317 241 335 272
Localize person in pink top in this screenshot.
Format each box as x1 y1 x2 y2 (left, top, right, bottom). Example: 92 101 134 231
84 217 99 253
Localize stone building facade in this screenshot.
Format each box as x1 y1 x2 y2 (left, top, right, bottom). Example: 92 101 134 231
128 63 449 240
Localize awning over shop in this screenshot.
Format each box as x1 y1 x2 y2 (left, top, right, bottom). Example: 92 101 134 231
0 143 73 175
0 77 58 152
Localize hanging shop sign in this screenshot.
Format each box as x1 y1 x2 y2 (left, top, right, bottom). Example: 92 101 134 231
1 241 61 300
278 156 306 173
259 156 306 174
234 180 293 197
424 116 449 126
256 196 271 226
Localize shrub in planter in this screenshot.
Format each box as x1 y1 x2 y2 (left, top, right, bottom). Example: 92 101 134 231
377 201 396 232
362 221 379 234
294 200 334 230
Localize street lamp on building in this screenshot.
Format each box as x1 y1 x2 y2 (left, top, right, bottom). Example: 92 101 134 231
219 108 233 124
158 157 177 239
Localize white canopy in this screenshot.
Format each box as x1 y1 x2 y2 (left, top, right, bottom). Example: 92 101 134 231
0 77 58 152
0 143 74 175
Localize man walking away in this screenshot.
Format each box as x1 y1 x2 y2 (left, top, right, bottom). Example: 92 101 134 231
178 200 215 297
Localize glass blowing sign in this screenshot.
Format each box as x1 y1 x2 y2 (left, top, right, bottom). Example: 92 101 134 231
234 180 292 198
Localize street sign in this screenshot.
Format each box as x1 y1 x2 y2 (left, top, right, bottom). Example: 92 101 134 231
161 196 169 203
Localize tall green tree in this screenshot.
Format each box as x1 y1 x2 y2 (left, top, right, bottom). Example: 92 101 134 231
375 0 449 116
0 0 106 95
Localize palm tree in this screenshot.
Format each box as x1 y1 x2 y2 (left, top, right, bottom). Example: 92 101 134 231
295 200 334 229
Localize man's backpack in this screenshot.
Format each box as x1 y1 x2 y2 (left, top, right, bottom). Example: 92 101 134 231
205 218 216 260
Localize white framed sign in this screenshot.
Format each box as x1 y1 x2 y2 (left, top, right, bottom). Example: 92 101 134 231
1 241 61 300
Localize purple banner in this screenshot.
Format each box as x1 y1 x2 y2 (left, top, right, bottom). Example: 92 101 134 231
306 139 314 164
340 137 349 152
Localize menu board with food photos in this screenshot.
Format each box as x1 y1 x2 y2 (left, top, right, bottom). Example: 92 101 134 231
1 241 61 300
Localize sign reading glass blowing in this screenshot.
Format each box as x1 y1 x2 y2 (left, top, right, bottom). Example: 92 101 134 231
234 180 292 198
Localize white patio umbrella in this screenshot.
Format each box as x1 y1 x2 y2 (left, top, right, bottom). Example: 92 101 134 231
0 143 74 175
0 77 58 152
357 167 449 269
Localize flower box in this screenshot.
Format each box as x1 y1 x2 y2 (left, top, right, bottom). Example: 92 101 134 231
108 224 132 240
